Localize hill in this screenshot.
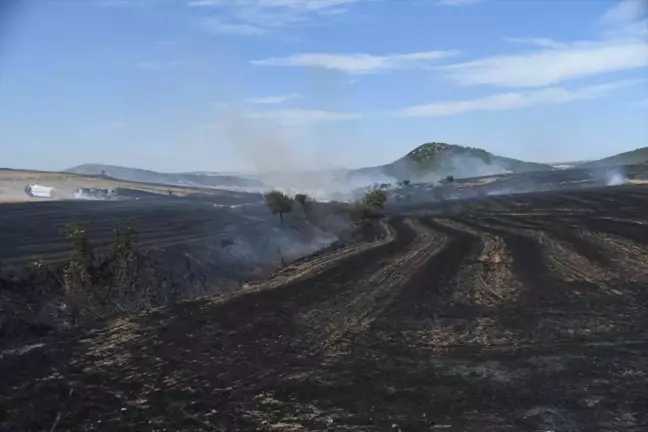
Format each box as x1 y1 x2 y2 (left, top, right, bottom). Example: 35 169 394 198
66 164 267 190
581 147 648 167
346 142 553 184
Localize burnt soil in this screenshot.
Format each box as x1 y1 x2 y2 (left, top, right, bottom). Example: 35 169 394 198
2 185 648 431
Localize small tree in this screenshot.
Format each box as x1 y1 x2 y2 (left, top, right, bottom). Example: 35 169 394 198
402 180 410 186
264 190 293 224
446 175 454 183
363 189 388 209
294 193 312 211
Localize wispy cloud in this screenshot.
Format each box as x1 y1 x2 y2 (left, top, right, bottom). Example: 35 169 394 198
600 0 646 26
196 18 266 35
210 103 360 126
503 37 567 49
93 0 132 7
441 39 648 88
248 108 360 125
137 60 187 71
393 79 643 117
636 97 648 107
188 0 364 35
443 1 647 88
93 0 162 8
436 0 485 6
251 51 459 74
244 94 302 104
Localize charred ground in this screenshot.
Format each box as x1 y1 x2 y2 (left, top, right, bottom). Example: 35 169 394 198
2 181 648 431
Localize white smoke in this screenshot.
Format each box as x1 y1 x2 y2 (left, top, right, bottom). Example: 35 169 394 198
602 167 628 186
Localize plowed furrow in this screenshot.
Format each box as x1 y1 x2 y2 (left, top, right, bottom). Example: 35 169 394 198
368 217 479 330
297 217 447 356
434 218 518 310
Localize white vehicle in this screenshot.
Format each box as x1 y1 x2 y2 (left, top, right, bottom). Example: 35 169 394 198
73 187 117 200
24 184 55 198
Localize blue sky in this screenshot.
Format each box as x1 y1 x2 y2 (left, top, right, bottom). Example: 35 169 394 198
0 0 647 173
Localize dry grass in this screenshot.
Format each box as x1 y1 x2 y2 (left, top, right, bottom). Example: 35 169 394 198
0 169 232 203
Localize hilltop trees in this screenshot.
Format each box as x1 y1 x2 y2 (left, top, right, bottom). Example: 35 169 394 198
264 191 293 224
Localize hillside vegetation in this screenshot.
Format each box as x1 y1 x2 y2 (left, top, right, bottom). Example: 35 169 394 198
581 146 648 167
348 142 552 183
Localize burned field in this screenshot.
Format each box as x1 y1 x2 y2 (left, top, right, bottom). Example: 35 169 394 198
2 184 648 431
0 199 266 269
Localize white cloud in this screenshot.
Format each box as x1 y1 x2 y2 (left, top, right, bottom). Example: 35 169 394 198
251 51 459 74
93 0 132 7
441 1 647 88
188 0 364 35
393 79 643 117
137 60 187 70
93 0 164 8
196 18 266 35
504 37 567 49
436 0 485 6
600 0 648 39
441 39 648 88
244 94 302 104
248 108 360 125
600 0 646 26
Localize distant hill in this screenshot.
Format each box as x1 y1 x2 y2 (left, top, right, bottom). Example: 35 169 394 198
580 147 648 167
346 142 553 183
65 164 268 190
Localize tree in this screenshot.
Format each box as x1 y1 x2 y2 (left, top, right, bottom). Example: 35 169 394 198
294 193 312 212
402 180 411 186
446 175 454 183
363 189 388 209
264 190 293 224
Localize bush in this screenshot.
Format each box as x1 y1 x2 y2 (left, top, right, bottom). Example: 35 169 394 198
349 203 383 241
61 219 154 324
363 189 388 209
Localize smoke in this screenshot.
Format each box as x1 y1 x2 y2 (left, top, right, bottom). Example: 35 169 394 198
216 221 339 270
419 154 512 183
211 103 368 201
601 167 628 186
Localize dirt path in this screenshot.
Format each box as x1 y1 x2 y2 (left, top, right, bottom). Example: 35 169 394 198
2 186 648 431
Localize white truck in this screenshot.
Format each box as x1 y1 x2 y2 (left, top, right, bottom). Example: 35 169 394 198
24 184 55 198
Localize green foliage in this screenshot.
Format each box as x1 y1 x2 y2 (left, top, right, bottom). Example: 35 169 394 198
399 142 551 175
62 218 146 324
264 190 294 224
294 193 313 212
63 222 94 324
110 217 138 261
363 189 388 209
65 222 94 266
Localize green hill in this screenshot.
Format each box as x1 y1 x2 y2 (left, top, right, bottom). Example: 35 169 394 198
347 142 552 183
581 147 648 167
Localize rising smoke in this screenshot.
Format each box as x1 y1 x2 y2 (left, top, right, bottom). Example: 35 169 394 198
601 167 628 186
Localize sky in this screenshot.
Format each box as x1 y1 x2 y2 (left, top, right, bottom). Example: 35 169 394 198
0 0 647 173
